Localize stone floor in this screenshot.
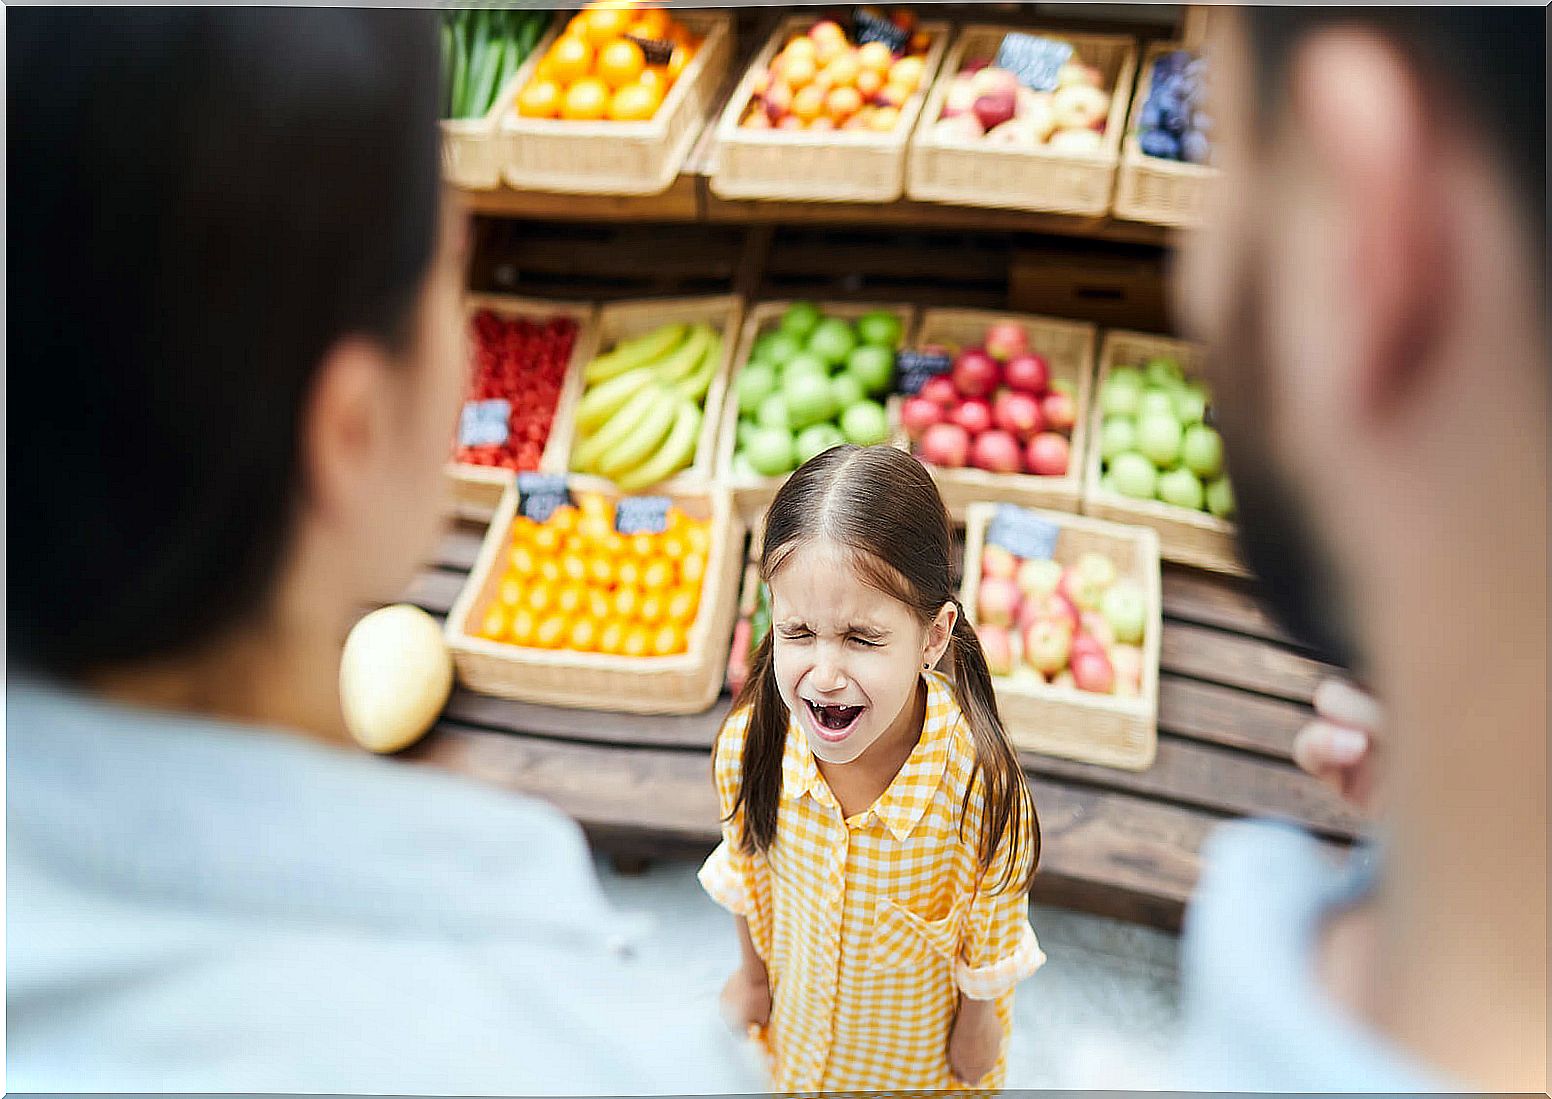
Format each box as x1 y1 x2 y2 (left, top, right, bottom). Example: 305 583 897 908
595 854 1183 1089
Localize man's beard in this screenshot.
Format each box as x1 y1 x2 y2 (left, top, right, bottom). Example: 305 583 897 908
1207 253 1362 673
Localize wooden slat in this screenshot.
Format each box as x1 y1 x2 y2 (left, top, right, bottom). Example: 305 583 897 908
443 687 730 750
1162 563 1298 646
1158 674 1309 758
1161 620 1334 703
467 175 702 222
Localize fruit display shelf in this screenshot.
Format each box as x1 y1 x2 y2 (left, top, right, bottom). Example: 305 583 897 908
907 26 1137 216
445 479 743 715
714 298 918 526
497 9 734 196
567 294 744 493
1113 40 1219 227
442 14 561 191
709 14 951 204
1081 328 1247 575
448 295 600 522
960 502 1161 770
894 307 1097 519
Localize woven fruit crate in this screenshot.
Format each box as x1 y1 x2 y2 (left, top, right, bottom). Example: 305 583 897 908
714 299 919 526
446 481 742 714
1113 41 1219 227
1081 329 1247 575
442 17 561 191
496 10 733 196
906 26 1137 216
567 294 744 493
709 16 950 203
448 294 599 523
960 502 1160 770
895 307 1097 520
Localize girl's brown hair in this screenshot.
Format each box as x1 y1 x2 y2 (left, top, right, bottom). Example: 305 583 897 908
726 444 1038 894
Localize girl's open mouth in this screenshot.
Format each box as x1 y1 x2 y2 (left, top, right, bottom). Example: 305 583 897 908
804 698 865 741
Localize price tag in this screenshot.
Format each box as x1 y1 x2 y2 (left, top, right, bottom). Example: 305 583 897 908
993 33 1073 92
985 504 1061 561
459 398 510 448
516 472 570 524
850 7 909 52
615 495 672 535
895 348 953 395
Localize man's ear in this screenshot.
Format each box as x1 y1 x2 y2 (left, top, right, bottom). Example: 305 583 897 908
300 336 393 525
1288 29 1449 419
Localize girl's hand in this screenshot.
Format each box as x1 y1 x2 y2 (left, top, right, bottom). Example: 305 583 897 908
719 964 771 1036
1292 678 1383 813
947 996 1001 1086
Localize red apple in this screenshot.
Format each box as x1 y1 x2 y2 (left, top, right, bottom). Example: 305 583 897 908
992 390 1044 439
1025 431 1070 477
899 395 944 439
976 577 1021 628
919 374 958 408
1041 390 1077 433
951 348 1001 399
1069 632 1107 666
1079 610 1116 650
1003 352 1050 395
1022 617 1073 676
949 398 994 437
980 544 1019 581
984 322 1028 362
918 422 970 468
978 624 1014 676
1030 590 1079 633
1071 648 1116 694
971 429 1022 473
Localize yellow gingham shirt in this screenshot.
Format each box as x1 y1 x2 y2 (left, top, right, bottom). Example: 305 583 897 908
699 671 1045 1092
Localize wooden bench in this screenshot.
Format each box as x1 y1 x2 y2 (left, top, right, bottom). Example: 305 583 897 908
398 521 1359 931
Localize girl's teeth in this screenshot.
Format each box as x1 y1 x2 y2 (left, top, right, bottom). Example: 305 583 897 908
808 699 863 730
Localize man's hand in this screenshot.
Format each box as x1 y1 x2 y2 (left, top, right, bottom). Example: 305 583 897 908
947 996 1001 1086
718 964 771 1036
1292 678 1383 812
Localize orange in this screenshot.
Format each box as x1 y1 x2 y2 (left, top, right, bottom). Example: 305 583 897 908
612 584 643 620
559 552 588 584
479 605 508 641
616 558 642 588
621 625 651 657
685 524 711 555
562 534 589 556
549 35 595 85
586 554 616 587
641 558 675 591
499 577 524 607
629 6 671 40
525 584 555 616
666 585 700 625
792 84 826 121
637 591 667 625
534 613 569 650
556 582 587 617
510 515 538 542
538 557 563 585
567 617 601 653
597 620 628 655
855 69 884 99
650 623 687 656
508 545 538 578
586 587 614 621
630 532 656 558
813 36 846 67
857 41 894 75
533 53 560 84
577 515 612 544
888 55 925 92
597 38 646 88
578 492 613 521
548 506 579 535
784 55 817 89
665 508 688 533
660 533 688 560
679 551 707 587
666 44 694 80
638 65 671 99
532 524 561 553
607 81 661 122
826 85 863 121
580 6 634 47
823 53 860 88
602 530 629 557
508 607 539 647
810 19 848 47
782 37 817 65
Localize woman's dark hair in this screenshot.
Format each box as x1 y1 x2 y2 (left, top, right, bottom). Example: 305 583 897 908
8 10 443 678
727 445 1038 894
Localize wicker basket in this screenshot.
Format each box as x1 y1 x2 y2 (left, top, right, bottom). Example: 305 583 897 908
906 26 1137 216
1112 41 1220 227
709 16 950 203
446 481 743 714
567 294 744 492
960 502 1160 770
1080 329 1247 575
447 294 599 523
442 17 561 191
714 299 919 526
496 10 733 196
896 308 1097 519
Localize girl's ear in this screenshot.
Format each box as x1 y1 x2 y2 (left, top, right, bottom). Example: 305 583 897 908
924 600 957 668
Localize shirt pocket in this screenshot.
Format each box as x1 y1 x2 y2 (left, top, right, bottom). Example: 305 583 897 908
868 892 971 972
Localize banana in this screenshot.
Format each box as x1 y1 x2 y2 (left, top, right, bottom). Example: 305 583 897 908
583 323 688 385
571 384 664 473
674 331 723 403
614 398 702 491
574 366 655 435
595 388 678 479
650 323 714 384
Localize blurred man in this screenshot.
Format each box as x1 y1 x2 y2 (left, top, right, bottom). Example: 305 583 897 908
1175 7 1545 1090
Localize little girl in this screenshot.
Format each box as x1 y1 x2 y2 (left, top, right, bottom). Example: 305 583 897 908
699 444 1044 1092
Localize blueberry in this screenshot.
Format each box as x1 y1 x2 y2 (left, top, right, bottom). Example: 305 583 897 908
1157 94 1189 134
1140 128 1181 160
1139 100 1162 129
1180 130 1211 165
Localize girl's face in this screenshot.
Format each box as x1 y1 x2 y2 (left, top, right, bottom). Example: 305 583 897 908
768 539 954 766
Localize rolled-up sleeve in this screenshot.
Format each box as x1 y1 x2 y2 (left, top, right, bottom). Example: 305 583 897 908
955 804 1045 1000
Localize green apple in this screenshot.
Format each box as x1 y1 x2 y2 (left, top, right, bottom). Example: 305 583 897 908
1100 579 1148 645
783 352 829 381
1100 378 1142 418
785 371 835 430
731 452 760 479
1158 466 1205 510
846 344 895 395
736 417 759 451
840 399 890 446
1206 476 1236 519
829 370 865 411
736 363 777 414
779 301 821 340
807 317 858 367
1099 416 1137 461
1145 356 1183 388
760 331 803 369
1137 388 1176 419
1136 412 1183 468
745 426 797 476
1181 423 1224 480
795 422 846 464
1110 452 1158 499
1100 472 1121 496
856 310 903 348
757 393 791 433
1108 365 1144 390
1173 382 1209 426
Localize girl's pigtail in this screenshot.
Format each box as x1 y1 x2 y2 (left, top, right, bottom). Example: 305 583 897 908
727 631 789 857
948 609 1040 894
